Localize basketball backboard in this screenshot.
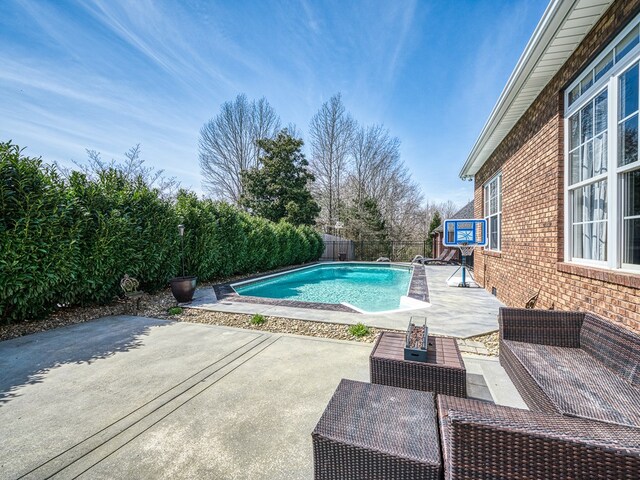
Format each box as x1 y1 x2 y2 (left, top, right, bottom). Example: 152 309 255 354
443 219 487 248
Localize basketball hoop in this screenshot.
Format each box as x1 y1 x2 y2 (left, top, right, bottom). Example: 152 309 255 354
458 243 475 257
442 219 488 288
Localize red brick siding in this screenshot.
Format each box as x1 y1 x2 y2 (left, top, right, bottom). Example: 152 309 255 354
473 0 640 332
433 231 444 258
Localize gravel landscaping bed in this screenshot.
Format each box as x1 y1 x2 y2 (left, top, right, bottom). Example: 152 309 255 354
0 285 386 343
0 290 500 350
171 308 386 343
0 290 177 342
467 331 499 356
1 290 500 351
0 264 313 342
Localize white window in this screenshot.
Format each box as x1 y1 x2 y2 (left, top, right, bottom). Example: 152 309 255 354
620 64 640 267
564 17 640 271
567 90 608 262
484 172 502 251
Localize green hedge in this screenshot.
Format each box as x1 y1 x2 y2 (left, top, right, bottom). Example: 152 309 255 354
175 191 322 279
0 142 323 324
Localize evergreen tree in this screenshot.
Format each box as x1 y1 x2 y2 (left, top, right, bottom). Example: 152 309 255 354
426 211 442 257
240 130 320 226
352 198 388 241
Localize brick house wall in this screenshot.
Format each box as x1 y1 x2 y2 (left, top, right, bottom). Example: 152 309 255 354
432 230 444 258
474 0 640 332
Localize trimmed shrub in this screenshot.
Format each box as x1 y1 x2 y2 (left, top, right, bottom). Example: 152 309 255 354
68 169 179 303
175 191 225 280
0 143 81 321
174 192 321 282
0 142 323 324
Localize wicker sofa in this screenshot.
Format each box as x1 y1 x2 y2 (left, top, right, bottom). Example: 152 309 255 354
436 308 640 479
499 308 640 427
437 394 640 480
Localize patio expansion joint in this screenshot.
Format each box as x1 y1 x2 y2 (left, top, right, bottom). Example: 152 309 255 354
18 332 281 480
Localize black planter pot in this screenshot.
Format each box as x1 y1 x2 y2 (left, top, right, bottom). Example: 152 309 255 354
170 276 197 303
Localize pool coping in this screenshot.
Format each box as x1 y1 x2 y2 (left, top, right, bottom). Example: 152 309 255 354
212 262 429 314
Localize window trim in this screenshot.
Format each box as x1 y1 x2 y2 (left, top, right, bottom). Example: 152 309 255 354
566 17 640 112
484 172 502 252
565 90 610 267
564 26 640 273
620 165 640 271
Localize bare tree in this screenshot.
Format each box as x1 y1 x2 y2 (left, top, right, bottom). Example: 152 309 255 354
345 124 404 239
420 200 440 237
283 122 302 140
68 144 180 198
309 93 355 229
305 95 441 243
199 94 280 203
350 124 401 207
379 167 424 241
438 200 460 219
418 199 462 238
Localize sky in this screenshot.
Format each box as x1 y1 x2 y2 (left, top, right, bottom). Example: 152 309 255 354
0 0 548 206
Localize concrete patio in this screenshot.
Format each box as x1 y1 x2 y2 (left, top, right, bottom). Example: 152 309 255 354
189 265 503 337
0 315 523 479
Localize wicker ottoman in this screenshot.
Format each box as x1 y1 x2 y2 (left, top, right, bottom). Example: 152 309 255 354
370 331 467 397
312 379 441 480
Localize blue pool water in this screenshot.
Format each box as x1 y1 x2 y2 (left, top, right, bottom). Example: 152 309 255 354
233 263 413 313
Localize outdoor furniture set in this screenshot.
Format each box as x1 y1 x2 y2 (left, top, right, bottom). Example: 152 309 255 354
416 249 460 265
312 308 640 479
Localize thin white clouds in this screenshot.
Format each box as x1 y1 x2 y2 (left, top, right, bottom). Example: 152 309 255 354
386 0 419 83
0 57 195 138
460 2 538 134
0 0 540 203
76 0 236 94
300 0 321 34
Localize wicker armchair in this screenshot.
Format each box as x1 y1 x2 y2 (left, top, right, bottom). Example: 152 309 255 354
438 395 640 480
499 308 640 426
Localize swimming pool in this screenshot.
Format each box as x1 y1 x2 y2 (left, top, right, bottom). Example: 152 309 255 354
232 263 414 313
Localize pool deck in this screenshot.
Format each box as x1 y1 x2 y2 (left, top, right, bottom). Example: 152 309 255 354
188 265 503 338
0 316 525 479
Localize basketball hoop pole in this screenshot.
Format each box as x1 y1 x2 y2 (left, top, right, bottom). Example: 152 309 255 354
459 246 469 288
442 219 486 288
457 244 475 287
461 252 467 287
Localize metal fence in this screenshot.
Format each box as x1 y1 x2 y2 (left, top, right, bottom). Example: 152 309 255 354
321 240 428 262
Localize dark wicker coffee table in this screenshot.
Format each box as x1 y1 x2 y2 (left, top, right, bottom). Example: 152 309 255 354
370 331 467 397
312 379 441 479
